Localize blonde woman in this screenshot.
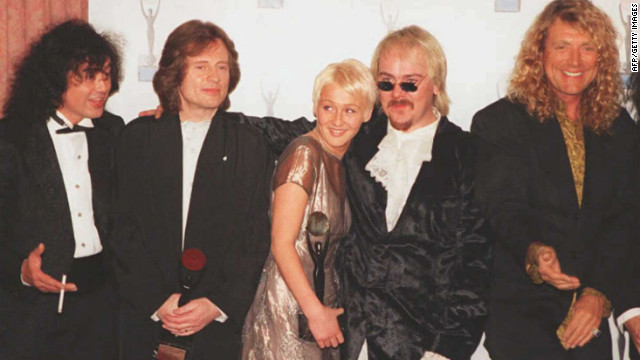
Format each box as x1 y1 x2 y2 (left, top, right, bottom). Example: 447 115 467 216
242 59 376 360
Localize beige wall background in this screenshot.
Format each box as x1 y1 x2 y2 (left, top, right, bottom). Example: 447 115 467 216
89 0 628 129
88 1 633 359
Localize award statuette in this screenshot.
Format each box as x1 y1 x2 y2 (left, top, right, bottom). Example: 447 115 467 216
155 248 206 360
298 212 330 341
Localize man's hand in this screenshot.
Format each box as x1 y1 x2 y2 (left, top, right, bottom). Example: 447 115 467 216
21 243 77 293
307 305 344 349
536 246 580 290
157 293 181 325
625 315 640 354
138 105 163 119
562 294 604 348
160 297 221 337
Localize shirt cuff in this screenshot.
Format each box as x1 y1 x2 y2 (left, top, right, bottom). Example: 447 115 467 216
151 311 160 322
151 305 227 323
617 308 640 333
581 287 611 318
420 351 450 360
215 308 228 323
525 242 547 284
20 274 31 287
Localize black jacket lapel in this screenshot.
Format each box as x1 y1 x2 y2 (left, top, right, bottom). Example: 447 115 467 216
86 124 112 243
393 117 455 230
535 119 580 212
22 121 74 273
580 129 607 217
183 112 230 251
24 122 69 212
347 112 389 234
148 114 183 268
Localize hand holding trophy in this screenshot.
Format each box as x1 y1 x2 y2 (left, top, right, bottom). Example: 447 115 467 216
298 212 331 341
156 248 207 360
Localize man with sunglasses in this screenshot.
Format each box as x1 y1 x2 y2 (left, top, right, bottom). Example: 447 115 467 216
242 25 491 360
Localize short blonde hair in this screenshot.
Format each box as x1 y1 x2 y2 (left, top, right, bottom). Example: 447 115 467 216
370 25 450 116
508 0 620 133
312 59 377 115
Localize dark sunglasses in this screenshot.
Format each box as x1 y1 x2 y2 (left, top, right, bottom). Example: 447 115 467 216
377 75 427 93
377 81 419 92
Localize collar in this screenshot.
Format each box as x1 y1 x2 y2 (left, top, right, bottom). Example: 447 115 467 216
379 107 441 161
49 111 95 130
365 107 441 190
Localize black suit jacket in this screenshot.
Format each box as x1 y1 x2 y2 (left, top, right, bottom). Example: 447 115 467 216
246 112 492 360
0 112 123 353
339 114 491 360
472 99 637 348
112 112 273 359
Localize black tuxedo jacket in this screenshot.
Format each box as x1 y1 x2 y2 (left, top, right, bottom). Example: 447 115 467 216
112 112 274 359
472 99 637 356
246 112 492 360
0 112 123 353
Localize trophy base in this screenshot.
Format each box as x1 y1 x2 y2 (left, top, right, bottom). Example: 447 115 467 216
155 330 193 360
156 343 188 360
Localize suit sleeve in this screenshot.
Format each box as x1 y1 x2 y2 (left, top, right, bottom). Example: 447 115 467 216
432 135 493 360
471 108 536 270
0 141 24 292
242 114 315 155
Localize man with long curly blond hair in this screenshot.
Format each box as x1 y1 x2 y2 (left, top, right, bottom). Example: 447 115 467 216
471 0 638 359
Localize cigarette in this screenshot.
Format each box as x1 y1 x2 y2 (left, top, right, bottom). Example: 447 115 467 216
57 274 67 313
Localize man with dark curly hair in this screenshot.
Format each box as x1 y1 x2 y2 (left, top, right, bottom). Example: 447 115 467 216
471 0 638 359
0 19 123 359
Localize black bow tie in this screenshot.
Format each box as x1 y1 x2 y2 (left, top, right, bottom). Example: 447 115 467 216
51 114 93 134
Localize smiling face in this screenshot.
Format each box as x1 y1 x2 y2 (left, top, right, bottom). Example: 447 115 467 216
178 40 230 120
377 46 439 133
313 82 370 158
543 18 599 106
58 60 112 124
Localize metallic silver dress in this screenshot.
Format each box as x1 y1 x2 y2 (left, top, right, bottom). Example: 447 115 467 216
242 135 350 360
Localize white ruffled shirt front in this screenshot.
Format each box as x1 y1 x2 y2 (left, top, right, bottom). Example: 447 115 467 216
359 108 447 360
365 109 441 231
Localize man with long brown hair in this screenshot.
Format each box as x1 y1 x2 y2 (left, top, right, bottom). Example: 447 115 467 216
112 20 274 359
472 0 638 359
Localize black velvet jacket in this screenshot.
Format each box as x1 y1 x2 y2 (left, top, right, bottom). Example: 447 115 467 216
246 112 492 360
0 112 124 356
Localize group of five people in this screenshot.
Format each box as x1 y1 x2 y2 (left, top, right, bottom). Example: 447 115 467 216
0 0 638 359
